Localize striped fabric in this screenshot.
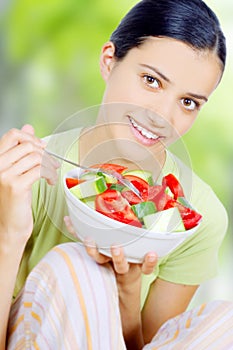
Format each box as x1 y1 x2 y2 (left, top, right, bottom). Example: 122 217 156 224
7 243 233 350
7 243 126 350
145 301 233 350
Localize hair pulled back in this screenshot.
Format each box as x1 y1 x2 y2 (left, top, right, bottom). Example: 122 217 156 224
110 0 226 68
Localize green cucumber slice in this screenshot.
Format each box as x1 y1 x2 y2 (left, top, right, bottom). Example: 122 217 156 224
80 170 117 184
82 196 95 209
131 201 157 221
177 196 193 209
80 171 98 181
70 176 107 199
110 183 125 191
99 172 118 184
143 207 186 232
122 170 154 186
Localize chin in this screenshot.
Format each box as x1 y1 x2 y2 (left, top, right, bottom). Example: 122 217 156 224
113 139 162 165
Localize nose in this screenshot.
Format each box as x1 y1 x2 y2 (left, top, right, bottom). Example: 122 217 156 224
147 95 176 127
147 109 168 128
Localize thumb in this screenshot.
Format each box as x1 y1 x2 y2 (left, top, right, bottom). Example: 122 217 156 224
21 124 35 135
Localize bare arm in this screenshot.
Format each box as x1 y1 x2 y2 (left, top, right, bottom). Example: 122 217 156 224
0 125 59 349
142 277 199 343
0 242 28 350
116 259 198 348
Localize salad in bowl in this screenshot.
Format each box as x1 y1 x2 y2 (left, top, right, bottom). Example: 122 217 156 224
64 163 202 262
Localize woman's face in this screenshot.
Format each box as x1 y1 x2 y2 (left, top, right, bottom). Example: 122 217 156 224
98 37 222 154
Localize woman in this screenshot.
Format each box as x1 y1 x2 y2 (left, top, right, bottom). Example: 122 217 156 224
1 0 228 348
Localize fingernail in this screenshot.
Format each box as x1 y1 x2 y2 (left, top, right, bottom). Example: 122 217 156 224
40 139 47 146
112 247 121 256
54 160 61 168
147 253 157 262
84 237 95 248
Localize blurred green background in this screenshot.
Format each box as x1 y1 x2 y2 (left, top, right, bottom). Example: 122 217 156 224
0 0 232 305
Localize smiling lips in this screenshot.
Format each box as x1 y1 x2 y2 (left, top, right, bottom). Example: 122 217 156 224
128 116 164 146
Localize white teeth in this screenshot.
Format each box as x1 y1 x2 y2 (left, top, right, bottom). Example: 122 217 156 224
129 117 158 139
141 129 149 137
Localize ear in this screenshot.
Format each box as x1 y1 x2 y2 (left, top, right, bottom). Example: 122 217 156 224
99 42 116 81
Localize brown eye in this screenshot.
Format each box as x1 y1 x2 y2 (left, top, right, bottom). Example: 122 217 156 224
181 98 197 111
143 75 160 89
184 98 191 106
147 76 155 83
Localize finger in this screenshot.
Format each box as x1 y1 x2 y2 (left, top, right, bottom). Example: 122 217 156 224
84 238 111 264
111 246 129 274
14 152 59 185
0 142 43 172
40 151 60 178
20 165 42 189
40 152 60 185
64 216 76 235
0 147 59 187
21 124 35 135
2 165 42 192
41 151 60 170
39 167 58 185
12 145 60 182
141 252 158 275
0 128 44 155
0 154 42 189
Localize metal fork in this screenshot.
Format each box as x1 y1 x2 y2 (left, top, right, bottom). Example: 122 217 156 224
45 149 142 199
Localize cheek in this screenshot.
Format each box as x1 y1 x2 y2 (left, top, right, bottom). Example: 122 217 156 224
165 113 197 147
176 116 197 136
104 72 140 104
106 122 133 141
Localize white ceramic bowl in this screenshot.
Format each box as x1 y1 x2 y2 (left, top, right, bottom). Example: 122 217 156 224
64 169 199 263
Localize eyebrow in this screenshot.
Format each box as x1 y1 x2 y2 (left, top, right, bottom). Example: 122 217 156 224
139 63 208 102
140 64 171 83
186 92 208 103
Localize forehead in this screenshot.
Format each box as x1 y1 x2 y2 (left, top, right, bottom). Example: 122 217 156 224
124 36 223 95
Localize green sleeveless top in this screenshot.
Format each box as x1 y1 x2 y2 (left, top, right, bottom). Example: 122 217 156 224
14 128 228 307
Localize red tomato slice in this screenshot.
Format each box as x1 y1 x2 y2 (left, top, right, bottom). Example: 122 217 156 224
178 205 202 230
162 174 184 200
148 185 172 211
66 177 84 189
91 163 128 174
164 198 202 229
123 175 149 200
95 189 142 227
181 211 202 230
121 190 142 205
